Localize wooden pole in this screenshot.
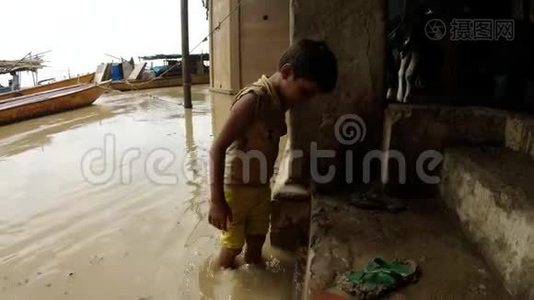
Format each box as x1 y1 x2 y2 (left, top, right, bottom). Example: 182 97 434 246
181 0 192 109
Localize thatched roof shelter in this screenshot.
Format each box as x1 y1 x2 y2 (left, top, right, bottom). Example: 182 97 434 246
0 57 45 75
138 53 209 61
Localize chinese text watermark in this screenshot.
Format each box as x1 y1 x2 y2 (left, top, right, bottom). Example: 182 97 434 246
425 18 514 41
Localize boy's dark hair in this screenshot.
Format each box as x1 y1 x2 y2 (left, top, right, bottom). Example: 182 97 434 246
278 39 338 92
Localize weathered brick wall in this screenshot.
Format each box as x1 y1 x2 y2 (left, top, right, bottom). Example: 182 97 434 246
288 0 386 189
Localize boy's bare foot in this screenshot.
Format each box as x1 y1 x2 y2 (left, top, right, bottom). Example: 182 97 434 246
244 235 266 266
217 247 242 269
235 254 246 268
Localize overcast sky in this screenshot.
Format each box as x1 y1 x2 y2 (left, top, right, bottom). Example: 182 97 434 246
1 0 209 86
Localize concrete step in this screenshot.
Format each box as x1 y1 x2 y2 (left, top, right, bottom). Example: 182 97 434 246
384 104 534 198
506 114 534 160
305 194 510 299
441 147 534 298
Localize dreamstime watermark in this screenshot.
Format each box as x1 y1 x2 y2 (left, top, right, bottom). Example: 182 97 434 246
306 114 443 185
80 134 208 186
425 18 515 41
80 114 444 186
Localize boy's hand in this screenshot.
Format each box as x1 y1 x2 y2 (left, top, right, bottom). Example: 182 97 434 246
208 198 233 231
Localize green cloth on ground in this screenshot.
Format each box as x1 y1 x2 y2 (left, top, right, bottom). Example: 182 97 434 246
338 257 419 299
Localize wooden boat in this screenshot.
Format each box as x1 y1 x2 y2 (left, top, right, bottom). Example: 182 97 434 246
0 73 94 102
110 73 210 91
0 82 107 125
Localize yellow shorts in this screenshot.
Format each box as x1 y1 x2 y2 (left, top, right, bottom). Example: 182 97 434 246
220 185 271 249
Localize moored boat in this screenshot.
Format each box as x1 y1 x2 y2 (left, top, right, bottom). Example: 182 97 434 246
103 53 209 91
0 73 94 102
110 73 209 91
0 82 107 125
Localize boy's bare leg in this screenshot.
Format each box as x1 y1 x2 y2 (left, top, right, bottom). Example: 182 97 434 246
217 247 242 269
244 235 266 265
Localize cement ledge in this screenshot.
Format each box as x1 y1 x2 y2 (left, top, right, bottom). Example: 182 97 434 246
441 147 534 297
270 140 311 251
303 193 510 300
272 140 311 202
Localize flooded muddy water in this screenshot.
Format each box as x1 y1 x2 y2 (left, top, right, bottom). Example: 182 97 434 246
0 86 295 299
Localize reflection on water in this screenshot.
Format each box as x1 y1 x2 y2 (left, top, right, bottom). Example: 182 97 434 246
0 106 115 158
0 85 295 299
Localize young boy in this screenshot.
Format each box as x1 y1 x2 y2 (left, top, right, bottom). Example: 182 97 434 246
208 39 338 269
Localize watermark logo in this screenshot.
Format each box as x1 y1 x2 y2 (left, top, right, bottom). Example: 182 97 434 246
80 114 444 186
334 114 367 145
80 133 207 186
307 114 443 185
425 18 515 41
424 18 447 41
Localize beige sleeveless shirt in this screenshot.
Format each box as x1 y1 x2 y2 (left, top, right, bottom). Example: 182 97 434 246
224 75 287 185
